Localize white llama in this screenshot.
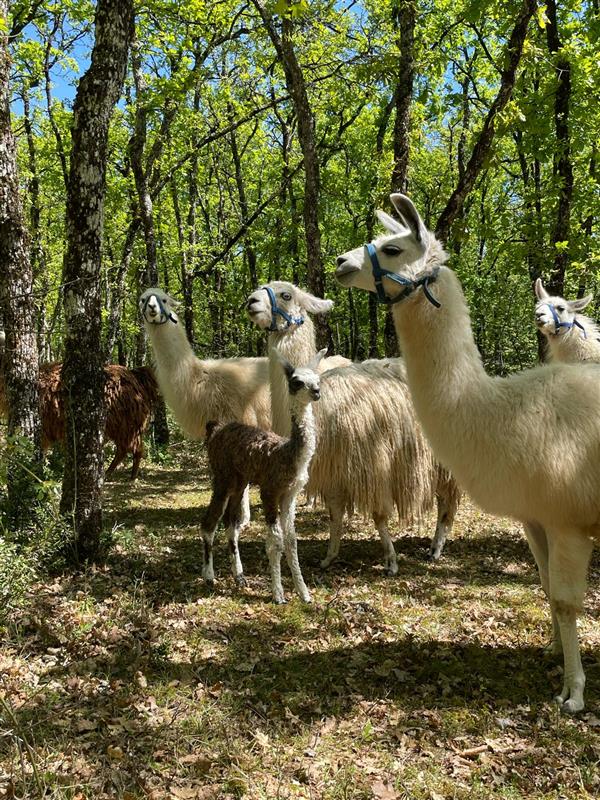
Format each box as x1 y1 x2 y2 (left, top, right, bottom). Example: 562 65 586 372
534 279 600 363
335 192 600 712
202 350 325 603
140 287 272 531
246 282 460 567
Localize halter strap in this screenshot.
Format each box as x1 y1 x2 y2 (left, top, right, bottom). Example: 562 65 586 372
543 302 587 338
366 243 441 308
141 294 178 325
262 286 304 331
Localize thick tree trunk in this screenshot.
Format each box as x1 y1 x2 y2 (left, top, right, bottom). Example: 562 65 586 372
254 1 331 350
544 0 572 296
0 0 42 526
60 0 133 562
435 0 536 242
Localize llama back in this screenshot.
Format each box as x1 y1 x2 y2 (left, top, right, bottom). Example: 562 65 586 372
307 361 437 520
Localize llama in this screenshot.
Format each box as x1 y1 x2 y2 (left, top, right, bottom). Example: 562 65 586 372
202 350 325 603
140 288 273 526
335 192 600 712
246 282 460 567
534 279 600 363
0 362 158 478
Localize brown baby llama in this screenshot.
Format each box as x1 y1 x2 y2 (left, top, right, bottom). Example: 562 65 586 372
202 350 326 604
0 363 159 479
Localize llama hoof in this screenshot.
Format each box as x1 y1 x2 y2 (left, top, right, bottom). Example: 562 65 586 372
544 641 563 657
300 592 313 604
384 563 398 577
427 549 442 561
555 695 584 714
273 596 287 605
235 575 247 588
320 557 335 569
204 578 215 589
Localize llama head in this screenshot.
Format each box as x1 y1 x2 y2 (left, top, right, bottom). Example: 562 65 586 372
139 288 179 326
534 278 593 338
273 348 326 402
246 281 333 332
336 194 434 303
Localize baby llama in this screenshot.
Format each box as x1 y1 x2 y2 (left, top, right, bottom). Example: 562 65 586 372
336 192 600 712
534 279 600 363
246 282 460 567
202 350 325 603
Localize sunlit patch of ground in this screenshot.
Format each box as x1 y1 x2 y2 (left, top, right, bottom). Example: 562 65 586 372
2 442 600 799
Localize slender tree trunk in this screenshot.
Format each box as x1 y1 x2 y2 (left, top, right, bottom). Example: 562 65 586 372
104 214 139 360
544 0 572 296
44 12 69 191
60 0 133 562
0 0 42 526
435 0 536 241
254 1 331 349
390 0 415 193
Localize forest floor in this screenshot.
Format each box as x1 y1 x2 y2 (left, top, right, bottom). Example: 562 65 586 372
2 443 600 800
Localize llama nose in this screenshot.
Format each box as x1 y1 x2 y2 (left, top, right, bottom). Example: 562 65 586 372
335 258 359 276
246 297 259 310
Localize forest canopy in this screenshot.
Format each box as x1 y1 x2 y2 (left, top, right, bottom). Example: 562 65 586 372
7 0 600 370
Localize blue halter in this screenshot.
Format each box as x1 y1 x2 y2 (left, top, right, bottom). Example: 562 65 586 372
262 286 304 331
141 293 178 325
542 303 587 338
365 243 441 308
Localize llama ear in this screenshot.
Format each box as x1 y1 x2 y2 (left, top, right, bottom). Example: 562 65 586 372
568 294 593 312
389 194 427 243
376 209 405 234
534 278 549 300
309 348 328 370
295 288 334 316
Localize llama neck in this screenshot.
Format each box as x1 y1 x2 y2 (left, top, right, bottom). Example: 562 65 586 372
545 315 600 364
268 316 316 436
286 398 317 474
145 319 195 374
392 266 491 448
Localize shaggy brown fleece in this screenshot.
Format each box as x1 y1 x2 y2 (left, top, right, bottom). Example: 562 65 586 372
0 363 159 479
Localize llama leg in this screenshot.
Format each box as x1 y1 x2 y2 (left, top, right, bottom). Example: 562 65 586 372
547 531 593 713
429 479 460 560
262 493 285 603
373 511 398 576
224 492 246 587
523 522 561 654
321 495 345 569
281 495 311 603
240 485 251 529
201 490 229 586
106 447 126 476
130 447 143 480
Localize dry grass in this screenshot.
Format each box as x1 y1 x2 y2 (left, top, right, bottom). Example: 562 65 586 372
1 442 600 799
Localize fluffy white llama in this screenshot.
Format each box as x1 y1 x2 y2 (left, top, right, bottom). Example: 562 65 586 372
534 279 600 363
202 350 325 603
336 192 600 712
246 281 460 567
139 288 272 526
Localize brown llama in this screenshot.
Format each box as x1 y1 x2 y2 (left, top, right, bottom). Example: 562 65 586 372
0 363 159 479
202 350 325 604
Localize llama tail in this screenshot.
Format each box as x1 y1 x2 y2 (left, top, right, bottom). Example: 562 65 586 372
205 420 219 442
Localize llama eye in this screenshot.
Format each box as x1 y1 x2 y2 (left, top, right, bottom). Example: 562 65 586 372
281 292 292 301
289 378 303 391
556 305 565 312
382 246 402 256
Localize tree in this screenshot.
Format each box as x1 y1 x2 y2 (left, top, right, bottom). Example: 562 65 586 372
0 0 42 527
60 0 134 562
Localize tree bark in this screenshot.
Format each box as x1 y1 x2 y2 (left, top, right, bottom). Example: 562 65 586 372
435 0 536 242
0 0 42 526
60 0 133 562
544 0 572 296
254 0 332 349
390 0 416 194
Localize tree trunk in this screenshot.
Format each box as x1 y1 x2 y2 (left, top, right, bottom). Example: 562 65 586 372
0 0 42 527
390 0 415 193
435 0 536 242
60 0 133 562
254 1 331 349
544 0 572 296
